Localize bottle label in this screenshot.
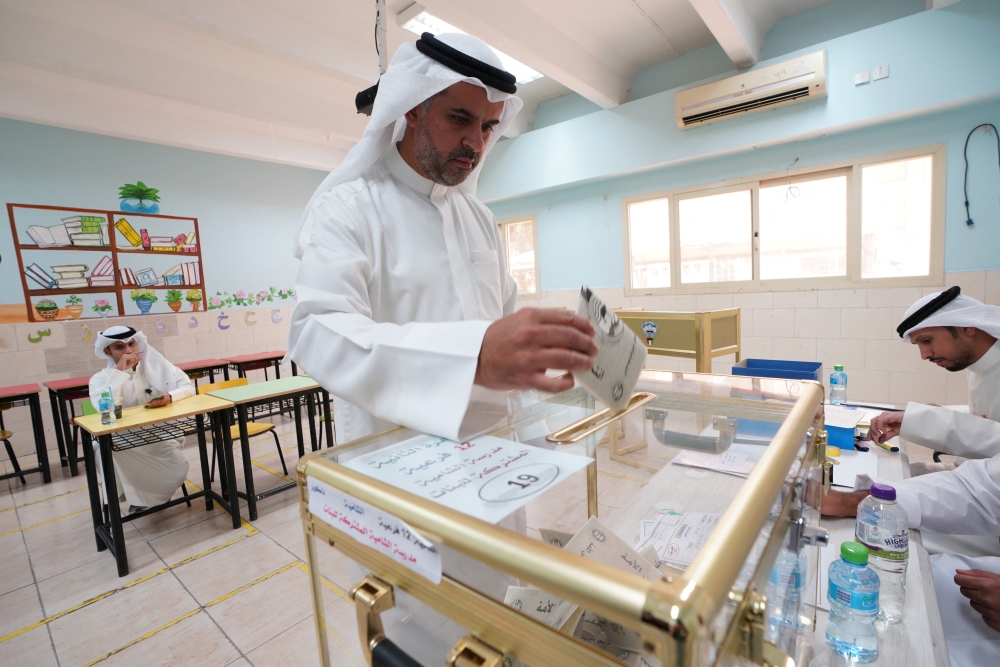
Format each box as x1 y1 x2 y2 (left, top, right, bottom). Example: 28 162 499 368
830 377 846 385
829 581 878 611
856 511 909 561
770 568 803 589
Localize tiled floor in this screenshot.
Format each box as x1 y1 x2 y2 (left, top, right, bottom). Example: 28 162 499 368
1 407 934 667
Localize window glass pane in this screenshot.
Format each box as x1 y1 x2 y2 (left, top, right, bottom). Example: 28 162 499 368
628 198 671 289
504 219 537 294
759 174 847 280
678 190 752 284
861 156 933 278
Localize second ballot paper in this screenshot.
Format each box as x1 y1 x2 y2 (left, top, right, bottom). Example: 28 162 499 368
574 286 647 412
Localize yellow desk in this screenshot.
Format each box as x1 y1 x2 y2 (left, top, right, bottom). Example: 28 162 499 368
616 308 741 373
75 394 239 577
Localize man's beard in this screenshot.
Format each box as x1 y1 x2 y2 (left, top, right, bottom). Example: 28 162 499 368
931 339 978 371
414 121 479 186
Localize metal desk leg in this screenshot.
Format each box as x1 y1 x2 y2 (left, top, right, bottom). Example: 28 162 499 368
30 394 51 483
218 410 241 530
98 434 128 576
291 361 298 376
195 414 213 512
293 396 305 459
48 389 68 469
80 431 104 551
323 391 335 448
236 405 257 521
57 394 78 476
306 392 319 452
223 365 230 381
274 359 281 380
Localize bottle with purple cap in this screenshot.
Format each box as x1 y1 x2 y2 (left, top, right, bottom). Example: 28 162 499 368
855 483 909 623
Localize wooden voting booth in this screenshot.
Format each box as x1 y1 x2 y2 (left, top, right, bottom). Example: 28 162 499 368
615 308 741 373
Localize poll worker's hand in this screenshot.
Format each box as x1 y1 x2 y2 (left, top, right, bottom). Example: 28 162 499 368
145 394 172 409
955 569 1000 633
868 410 904 443
115 351 140 372
820 489 868 518
476 308 598 394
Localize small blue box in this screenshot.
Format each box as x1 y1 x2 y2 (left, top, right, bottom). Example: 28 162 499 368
827 424 855 450
732 359 823 382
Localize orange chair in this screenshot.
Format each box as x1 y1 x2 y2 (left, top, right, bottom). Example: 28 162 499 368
199 378 288 477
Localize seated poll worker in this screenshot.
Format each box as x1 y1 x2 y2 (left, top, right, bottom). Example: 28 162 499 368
822 409 1000 667
867 287 1000 465
288 32 597 444
89 326 195 514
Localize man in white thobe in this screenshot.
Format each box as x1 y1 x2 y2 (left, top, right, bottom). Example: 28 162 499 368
867 287 1000 461
288 32 597 444
824 408 1000 666
89 325 194 512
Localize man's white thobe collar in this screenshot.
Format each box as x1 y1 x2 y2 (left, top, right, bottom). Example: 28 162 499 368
386 145 437 198
968 340 1000 376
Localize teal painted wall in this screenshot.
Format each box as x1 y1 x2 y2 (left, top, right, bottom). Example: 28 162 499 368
488 99 1000 291
0 118 325 309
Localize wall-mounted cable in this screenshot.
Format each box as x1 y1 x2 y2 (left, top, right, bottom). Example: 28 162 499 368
962 123 1000 226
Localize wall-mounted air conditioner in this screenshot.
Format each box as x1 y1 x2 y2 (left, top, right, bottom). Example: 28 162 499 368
675 51 827 128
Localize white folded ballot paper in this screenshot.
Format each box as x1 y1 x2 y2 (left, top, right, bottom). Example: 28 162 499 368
574 286 647 411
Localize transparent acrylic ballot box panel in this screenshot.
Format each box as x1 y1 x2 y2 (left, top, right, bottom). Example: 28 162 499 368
297 372 828 667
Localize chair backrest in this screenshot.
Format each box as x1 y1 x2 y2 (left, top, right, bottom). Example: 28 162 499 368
198 377 249 395
82 399 97 416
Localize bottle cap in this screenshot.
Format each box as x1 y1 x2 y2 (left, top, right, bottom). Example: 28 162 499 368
841 541 869 565
834 364 844 371
826 446 841 457
870 483 896 500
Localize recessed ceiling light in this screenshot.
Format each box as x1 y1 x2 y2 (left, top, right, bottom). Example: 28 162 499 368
401 11 543 85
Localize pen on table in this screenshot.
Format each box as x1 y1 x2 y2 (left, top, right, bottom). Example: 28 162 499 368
871 439 899 453
853 438 870 452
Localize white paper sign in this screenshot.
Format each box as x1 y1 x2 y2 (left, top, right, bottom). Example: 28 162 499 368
831 450 879 488
670 444 761 478
343 434 592 524
307 476 442 584
825 405 866 430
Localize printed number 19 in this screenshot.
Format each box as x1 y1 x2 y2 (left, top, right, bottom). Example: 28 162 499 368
507 474 539 490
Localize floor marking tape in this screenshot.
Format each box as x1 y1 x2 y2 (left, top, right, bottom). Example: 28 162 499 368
0 486 88 514
204 560 302 607
298 563 351 602
182 479 257 535
0 507 89 539
78 608 203 667
251 460 294 484
596 470 647 483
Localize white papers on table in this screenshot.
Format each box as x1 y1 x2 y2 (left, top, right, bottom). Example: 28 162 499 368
669 443 762 478
825 405 866 430
634 512 721 570
307 476 442 583
831 450 879 488
342 434 592 524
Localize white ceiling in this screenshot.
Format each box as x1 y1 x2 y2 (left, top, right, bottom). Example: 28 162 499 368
0 0 841 171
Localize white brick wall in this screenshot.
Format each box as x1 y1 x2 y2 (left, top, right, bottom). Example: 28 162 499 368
525 270 1000 406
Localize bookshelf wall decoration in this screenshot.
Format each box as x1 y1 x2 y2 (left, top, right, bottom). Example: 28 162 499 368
7 204 207 322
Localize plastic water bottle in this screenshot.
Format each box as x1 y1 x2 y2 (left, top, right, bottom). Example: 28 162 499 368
855 483 908 623
830 365 848 405
99 390 116 426
826 541 880 662
765 546 808 654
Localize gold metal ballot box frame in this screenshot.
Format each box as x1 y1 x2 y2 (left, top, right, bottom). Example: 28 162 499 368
615 309 741 374
297 372 832 667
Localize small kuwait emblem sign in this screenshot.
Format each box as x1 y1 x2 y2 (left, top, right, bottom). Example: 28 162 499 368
642 320 657 346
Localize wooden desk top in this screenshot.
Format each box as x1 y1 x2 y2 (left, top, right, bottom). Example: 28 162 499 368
175 358 228 372
221 351 286 364
43 375 93 392
0 383 41 400
74 394 234 437
207 376 318 405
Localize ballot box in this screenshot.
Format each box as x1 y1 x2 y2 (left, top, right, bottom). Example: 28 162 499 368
297 371 833 667
616 309 741 373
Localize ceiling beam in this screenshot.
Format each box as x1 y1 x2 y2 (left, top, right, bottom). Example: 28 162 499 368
417 0 631 109
686 0 763 69
927 0 962 8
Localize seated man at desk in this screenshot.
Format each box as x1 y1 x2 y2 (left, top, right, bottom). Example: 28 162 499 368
823 408 1000 666
866 287 1000 466
89 325 195 514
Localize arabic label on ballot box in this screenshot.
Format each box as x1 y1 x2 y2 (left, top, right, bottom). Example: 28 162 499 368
343 433 593 524
307 476 443 584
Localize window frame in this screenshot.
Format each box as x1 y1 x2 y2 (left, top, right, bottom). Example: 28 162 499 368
622 144 946 296
497 214 541 299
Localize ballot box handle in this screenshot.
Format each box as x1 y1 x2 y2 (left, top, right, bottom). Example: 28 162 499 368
371 639 423 667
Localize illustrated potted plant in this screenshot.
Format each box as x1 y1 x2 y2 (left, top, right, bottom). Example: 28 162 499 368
130 288 158 315
92 298 114 318
118 181 161 214
165 289 184 312
186 289 203 312
34 299 59 321
65 294 84 319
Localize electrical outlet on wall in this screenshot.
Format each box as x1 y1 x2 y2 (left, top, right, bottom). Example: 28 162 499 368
873 64 889 80
855 70 870 85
